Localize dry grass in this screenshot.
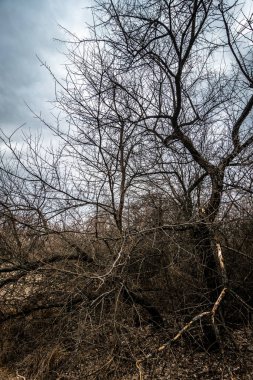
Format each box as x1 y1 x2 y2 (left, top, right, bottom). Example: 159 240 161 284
0 223 252 379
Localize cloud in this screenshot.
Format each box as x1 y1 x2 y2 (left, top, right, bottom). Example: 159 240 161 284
0 0 91 138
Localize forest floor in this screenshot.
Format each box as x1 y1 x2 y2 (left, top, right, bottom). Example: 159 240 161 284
118 327 253 380
0 327 252 379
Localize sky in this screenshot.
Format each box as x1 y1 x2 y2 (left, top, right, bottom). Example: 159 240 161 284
0 0 91 140
0 0 252 144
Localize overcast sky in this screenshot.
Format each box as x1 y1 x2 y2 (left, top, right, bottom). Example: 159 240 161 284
0 0 252 143
0 0 91 139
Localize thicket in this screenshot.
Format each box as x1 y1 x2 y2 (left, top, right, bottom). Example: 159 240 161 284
0 0 253 378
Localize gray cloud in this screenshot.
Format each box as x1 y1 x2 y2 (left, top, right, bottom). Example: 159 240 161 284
0 0 91 136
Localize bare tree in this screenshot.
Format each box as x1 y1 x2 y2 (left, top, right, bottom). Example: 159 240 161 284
0 0 253 377
83 0 253 348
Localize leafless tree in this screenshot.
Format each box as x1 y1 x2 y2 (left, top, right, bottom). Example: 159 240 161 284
0 0 253 377
80 0 253 348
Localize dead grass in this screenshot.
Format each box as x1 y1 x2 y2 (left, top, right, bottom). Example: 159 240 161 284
0 368 21 380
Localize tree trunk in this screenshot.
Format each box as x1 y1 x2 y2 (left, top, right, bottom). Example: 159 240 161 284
193 222 221 350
